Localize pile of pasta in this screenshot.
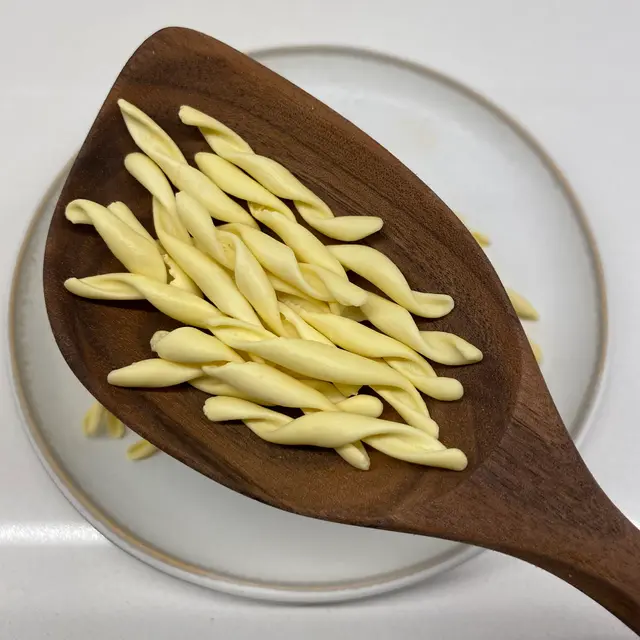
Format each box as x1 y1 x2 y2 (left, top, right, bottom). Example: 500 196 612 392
70 99 534 469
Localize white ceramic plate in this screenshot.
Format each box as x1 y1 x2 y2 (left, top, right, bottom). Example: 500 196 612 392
8 46 606 603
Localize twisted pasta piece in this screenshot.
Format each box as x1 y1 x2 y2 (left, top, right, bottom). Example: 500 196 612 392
298 311 464 401
195 152 297 221
153 328 290 397
124 152 192 243
65 273 224 328
65 199 167 282
507 288 539 321
202 362 359 414
175 191 347 317
82 402 125 438
277 294 332 315
359 293 483 366
456 214 491 247
278 303 333 344
108 359 202 387
151 327 244 364
118 99 187 164
118 100 257 229
127 440 159 460
82 401 103 437
68 197 198 295
183 155 348 278
222 223 367 307
327 244 453 318
162 254 202 296
154 323 355 398
527 336 543 363
204 398 467 471
249 209 346 276
209 329 438 437
153 201 262 326
109 354 376 469
180 107 383 241
224 232 284 335
106 201 155 244
174 191 235 268
221 223 355 303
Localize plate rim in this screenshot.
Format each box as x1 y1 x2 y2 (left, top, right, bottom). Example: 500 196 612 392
5 44 608 604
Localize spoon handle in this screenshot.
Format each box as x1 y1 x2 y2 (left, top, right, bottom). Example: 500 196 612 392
510 502 640 632
397 390 640 630
473 449 639 629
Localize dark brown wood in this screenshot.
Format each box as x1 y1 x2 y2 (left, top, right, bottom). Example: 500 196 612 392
43 27 639 629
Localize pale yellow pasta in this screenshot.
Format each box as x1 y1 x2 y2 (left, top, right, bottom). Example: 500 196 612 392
180 107 383 241
298 311 464 401
155 324 355 399
65 199 167 282
174 195 311 333
162 254 202 296
470 229 491 247
151 327 244 364
507 288 540 321
124 152 192 244
189 377 268 401
277 293 332 315
456 214 491 247
158 152 259 228
203 362 347 413
528 336 543 363
108 359 203 387
297 262 368 307
359 292 483 365
68 100 493 472
67 196 198 297
174 191 234 267
221 223 347 302
209 331 438 437
105 411 125 439
204 398 467 471
327 244 453 319
153 202 261 326
105 298 437 438
178 170 346 278
126 439 159 461
278 303 333 344
106 201 156 244
64 273 147 301
118 99 187 165
109 350 365 420
108 353 376 469
82 402 124 439
249 209 347 276
224 232 284 335
195 152 297 221
464 220 542 360
118 100 257 229
190 377 373 416
82 401 104 437
65 273 223 328
268 274 316 300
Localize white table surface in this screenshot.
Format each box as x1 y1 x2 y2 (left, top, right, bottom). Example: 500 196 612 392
1 0 639 637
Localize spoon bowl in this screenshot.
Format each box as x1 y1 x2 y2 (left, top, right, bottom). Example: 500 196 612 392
43 27 639 630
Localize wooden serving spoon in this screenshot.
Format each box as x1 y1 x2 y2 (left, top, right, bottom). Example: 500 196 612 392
43 27 639 630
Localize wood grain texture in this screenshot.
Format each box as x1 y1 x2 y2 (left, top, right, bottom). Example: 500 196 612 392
43 27 639 630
